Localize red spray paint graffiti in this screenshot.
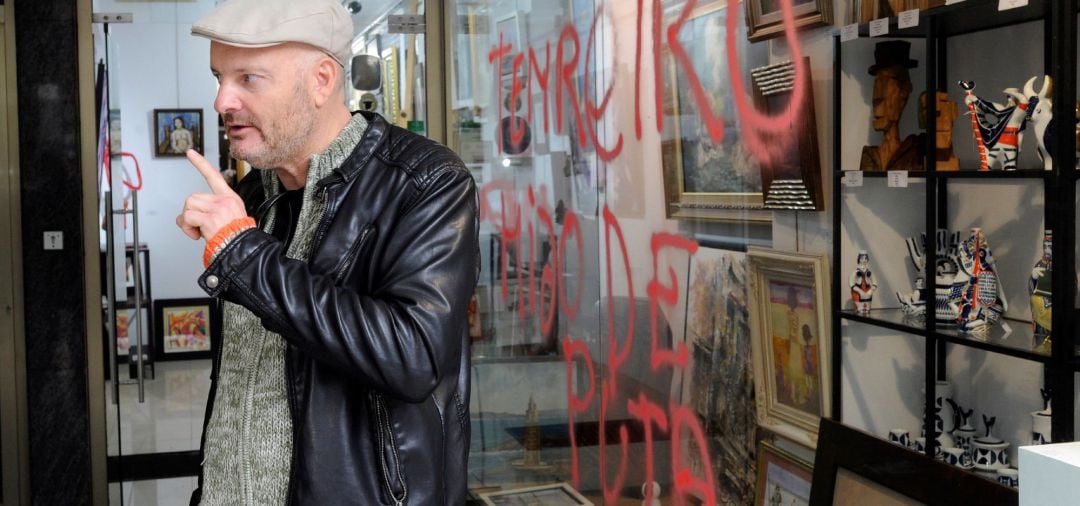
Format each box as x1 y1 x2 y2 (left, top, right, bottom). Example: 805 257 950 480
477 0 811 503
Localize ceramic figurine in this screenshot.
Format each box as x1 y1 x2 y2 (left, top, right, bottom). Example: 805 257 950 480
1030 230 1052 347
959 80 1031 171
861 41 926 172
925 381 956 450
898 233 927 315
934 229 963 325
850 250 877 313
971 414 1010 471
954 228 1007 333
920 90 961 171
1025 76 1054 171
1031 388 1052 445
948 399 977 453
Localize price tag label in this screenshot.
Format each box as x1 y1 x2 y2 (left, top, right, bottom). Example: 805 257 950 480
869 18 890 37
898 10 919 29
840 23 859 42
843 171 864 187
945 0 965 4
888 170 909 188
999 0 1028 10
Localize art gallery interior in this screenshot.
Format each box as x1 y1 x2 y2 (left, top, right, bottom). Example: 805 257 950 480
0 0 1078 504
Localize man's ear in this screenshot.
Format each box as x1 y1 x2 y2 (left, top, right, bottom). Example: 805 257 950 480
311 56 340 107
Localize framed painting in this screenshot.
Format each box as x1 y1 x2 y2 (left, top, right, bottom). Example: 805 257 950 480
479 482 593 505
153 298 218 361
747 247 830 448
754 440 813 506
153 108 203 157
746 0 832 42
686 245 757 504
809 418 1016 505
661 3 770 222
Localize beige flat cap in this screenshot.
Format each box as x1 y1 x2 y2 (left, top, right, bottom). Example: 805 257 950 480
192 0 354 66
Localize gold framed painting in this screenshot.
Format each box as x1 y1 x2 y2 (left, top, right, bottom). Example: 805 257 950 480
660 2 771 223
747 247 831 448
745 0 833 43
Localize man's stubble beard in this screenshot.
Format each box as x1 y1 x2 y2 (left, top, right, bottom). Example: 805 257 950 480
229 80 318 170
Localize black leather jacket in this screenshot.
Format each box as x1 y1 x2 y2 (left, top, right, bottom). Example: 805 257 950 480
192 112 479 505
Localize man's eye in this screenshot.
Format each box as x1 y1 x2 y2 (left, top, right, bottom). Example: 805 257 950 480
243 74 259 83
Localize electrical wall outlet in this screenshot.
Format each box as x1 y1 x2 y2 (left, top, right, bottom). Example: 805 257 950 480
44 231 63 250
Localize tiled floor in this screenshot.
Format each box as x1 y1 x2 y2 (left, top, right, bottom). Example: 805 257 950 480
104 360 211 505
104 359 212 456
109 477 197 506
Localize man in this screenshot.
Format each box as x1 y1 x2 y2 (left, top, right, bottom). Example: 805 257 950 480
859 40 926 172
176 0 479 504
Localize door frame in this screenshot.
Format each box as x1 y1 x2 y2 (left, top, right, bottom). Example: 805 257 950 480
0 1 29 504
76 0 107 503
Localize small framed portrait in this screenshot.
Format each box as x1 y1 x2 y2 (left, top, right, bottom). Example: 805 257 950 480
746 0 833 42
153 108 203 157
153 298 218 361
747 247 831 448
755 440 813 506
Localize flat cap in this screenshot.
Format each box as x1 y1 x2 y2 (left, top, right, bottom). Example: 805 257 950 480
192 0 354 67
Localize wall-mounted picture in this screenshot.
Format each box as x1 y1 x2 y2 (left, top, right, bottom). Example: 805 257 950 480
154 298 218 361
686 245 757 504
749 57 824 211
153 108 203 157
746 0 833 42
479 482 592 505
754 440 813 506
747 247 831 449
661 3 769 222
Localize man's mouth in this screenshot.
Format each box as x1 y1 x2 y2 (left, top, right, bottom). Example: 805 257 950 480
227 124 255 137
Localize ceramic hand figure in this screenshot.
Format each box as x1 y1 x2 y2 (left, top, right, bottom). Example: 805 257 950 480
850 250 877 313
898 234 927 315
1030 231 1052 345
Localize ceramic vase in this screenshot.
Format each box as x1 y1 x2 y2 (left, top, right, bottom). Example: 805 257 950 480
971 415 1010 471
954 227 1007 333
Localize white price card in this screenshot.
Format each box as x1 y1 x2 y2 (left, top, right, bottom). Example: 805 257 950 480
843 171 863 187
887 170 909 188
898 10 919 29
945 0 965 4
999 0 1028 10
840 23 859 42
869 18 890 37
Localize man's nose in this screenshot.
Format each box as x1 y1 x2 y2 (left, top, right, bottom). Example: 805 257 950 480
215 86 241 115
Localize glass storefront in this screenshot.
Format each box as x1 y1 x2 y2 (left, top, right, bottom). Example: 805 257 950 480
447 0 789 502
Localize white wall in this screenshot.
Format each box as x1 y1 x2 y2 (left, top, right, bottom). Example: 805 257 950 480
95 0 222 301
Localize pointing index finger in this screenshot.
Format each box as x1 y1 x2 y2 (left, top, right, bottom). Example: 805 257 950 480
186 149 234 195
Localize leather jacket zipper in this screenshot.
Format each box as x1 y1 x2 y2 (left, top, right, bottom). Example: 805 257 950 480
335 225 375 283
370 391 407 505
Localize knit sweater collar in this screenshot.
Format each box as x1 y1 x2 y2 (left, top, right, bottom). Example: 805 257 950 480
260 113 370 199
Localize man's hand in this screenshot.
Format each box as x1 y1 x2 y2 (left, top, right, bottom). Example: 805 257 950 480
176 149 248 240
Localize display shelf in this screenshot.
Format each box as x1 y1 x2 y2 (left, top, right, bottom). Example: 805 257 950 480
851 0 1049 39
936 318 1051 364
833 0 1078 480
838 308 924 334
835 170 1049 179
840 310 1052 363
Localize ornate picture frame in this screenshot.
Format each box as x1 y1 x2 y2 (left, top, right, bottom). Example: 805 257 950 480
660 2 771 222
755 440 813 506
153 108 203 157
747 247 831 448
746 0 833 42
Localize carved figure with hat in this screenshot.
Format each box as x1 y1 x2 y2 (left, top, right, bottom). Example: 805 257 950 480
860 40 927 172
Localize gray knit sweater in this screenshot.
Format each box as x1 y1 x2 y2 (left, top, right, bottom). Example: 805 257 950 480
200 114 369 505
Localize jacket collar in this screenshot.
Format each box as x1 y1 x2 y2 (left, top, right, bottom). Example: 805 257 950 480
329 111 389 185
